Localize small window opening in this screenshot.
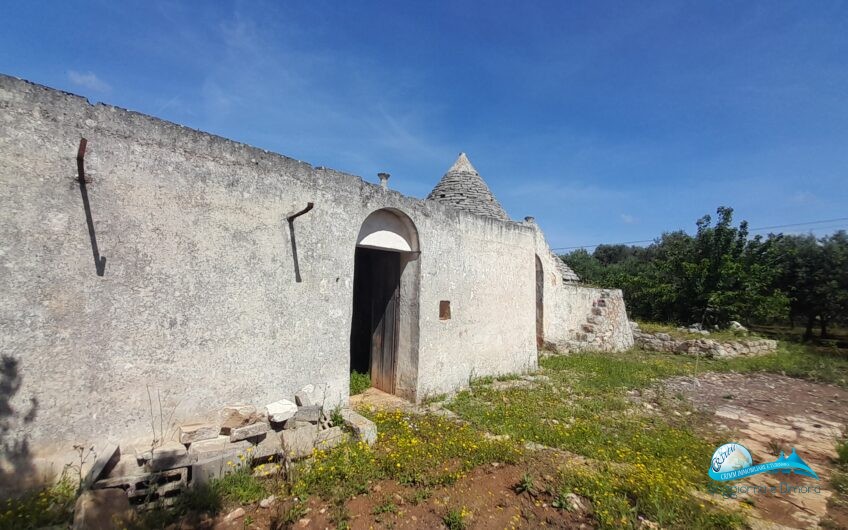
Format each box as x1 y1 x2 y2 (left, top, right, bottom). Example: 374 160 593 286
439 194 445 198
439 300 451 320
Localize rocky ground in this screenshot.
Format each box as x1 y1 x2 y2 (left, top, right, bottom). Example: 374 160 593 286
664 372 848 529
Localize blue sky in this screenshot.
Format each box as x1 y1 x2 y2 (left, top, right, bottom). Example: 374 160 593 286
3 1 847 249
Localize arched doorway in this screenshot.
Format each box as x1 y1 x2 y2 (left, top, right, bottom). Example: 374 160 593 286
535 255 544 349
350 209 420 399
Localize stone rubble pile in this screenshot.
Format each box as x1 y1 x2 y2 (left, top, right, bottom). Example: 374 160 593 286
81 384 377 512
630 321 776 358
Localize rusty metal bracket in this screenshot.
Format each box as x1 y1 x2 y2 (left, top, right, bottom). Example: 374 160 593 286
286 202 314 221
76 137 106 276
286 202 313 283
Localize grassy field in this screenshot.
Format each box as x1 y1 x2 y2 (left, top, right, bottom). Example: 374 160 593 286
4 343 846 529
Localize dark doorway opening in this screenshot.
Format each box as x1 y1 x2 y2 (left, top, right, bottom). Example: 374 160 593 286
349 247 401 394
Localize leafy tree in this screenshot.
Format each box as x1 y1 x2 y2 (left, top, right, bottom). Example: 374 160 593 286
560 207 848 334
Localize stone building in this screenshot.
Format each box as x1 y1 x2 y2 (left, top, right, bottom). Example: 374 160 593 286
0 74 633 480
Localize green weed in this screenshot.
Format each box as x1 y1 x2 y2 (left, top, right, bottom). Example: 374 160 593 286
212 467 267 505
443 507 470 530
0 474 76 530
350 371 371 395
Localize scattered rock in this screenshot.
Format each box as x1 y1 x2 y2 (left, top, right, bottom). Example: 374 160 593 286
266 399 298 423
564 493 590 514
340 409 377 445
729 321 748 333
294 390 312 407
179 423 219 445
219 405 257 433
259 495 276 509
281 424 319 459
228 421 269 442
72 488 134 530
297 518 311 528
224 507 245 522
252 432 283 459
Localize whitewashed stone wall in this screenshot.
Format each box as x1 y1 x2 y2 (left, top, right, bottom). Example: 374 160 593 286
529 223 634 353
0 75 536 480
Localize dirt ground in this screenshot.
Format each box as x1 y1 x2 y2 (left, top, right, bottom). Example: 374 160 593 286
202 455 593 530
664 372 848 529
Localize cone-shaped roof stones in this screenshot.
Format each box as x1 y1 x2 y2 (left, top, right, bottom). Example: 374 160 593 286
427 153 510 221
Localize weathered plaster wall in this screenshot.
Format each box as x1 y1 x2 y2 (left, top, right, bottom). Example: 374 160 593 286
0 76 536 470
529 223 634 352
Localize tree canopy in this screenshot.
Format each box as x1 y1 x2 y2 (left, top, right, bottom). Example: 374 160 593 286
562 207 848 338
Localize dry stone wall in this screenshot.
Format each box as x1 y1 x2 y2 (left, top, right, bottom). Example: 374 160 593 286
529 224 634 353
632 324 777 358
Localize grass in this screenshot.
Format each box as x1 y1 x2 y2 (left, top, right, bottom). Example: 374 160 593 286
291 411 521 504
350 370 371 395
212 467 267 505
838 435 848 466
448 342 848 528
286 411 517 529
0 474 76 530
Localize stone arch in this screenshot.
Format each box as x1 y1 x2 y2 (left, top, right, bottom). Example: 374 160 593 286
355 208 419 252
350 208 421 401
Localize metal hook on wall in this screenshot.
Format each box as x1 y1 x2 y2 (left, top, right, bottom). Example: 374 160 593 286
76 137 106 276
286 202 314 283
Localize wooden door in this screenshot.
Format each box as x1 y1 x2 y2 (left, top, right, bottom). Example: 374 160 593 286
535 256 544 348
370 250 400 393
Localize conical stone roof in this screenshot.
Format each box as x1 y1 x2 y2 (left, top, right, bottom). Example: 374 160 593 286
427 153 510 221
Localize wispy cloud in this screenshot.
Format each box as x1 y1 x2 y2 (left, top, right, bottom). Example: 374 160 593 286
791 191 816 204
67 70 111 92
620 213 637 224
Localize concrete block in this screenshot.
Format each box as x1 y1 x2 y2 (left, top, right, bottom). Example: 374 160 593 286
94 467 187 506
179 422 219 444
283 418 314 430
252 432 283 460
191 454 247 487
266 399 297 423
341 409 377 445
281 424 319 459
148 441 189 472
188 436 251 462
315 427 348 450
105 454 146 480
294 405 321 424
229 421 269 442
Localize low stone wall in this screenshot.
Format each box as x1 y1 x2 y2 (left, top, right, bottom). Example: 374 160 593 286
544 286 634 354
633 327 777 358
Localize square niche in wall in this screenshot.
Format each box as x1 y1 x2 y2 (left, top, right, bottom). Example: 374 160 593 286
439 300 451 320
